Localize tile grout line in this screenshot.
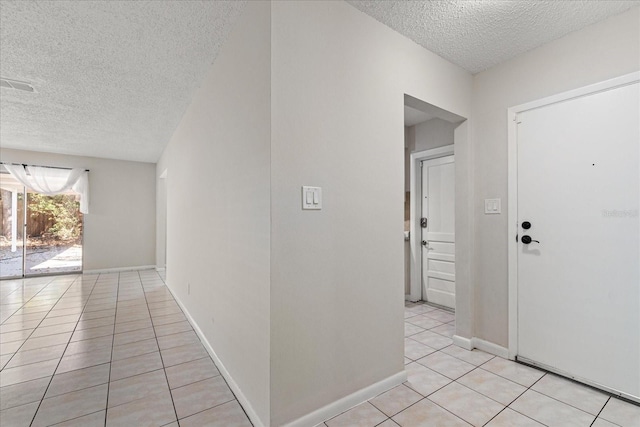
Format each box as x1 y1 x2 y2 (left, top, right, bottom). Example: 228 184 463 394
25 274 100 427
103 272 121 427
138 269 180 425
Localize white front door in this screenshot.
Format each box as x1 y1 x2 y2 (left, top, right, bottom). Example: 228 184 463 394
421 155 455 309
516 81 639 400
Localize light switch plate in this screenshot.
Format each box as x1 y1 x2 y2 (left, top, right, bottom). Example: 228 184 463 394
302 186 322 210
484 198 501 214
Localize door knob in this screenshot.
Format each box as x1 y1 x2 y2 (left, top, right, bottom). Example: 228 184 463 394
521 235 540 244
422 240 428 247
522 221 531 229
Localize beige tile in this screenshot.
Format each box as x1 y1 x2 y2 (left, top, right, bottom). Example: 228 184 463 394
0 401 40 427
531 374 609 415
406 304 436 314
79 308 116 320
30 322 77 338
112 338 158 361
325 402 387 427
149 305 182 317
3 312 47 324
0 358 58 387
4 343 66 369
106 388 176 427
150 312 187 326
76 316 115 331
410 331 453 350
392 398 470 427
430 323 455 337
0 329 34 345
154 320 193 337
171 375 235 419
591 418 620 427
165 356 220 389
157 330 200 350
56 347 112 374
599 397 640 427
458 368 526 405
510 390 595 427
406 315 444 330
370 384 423 417
416 352 475 380
405 338 436 361
481 358 544 387
70 325 114 342
377 420 399 427
429 382 504 426
0 320 41 333
160 341 209 367
110 350 163 381
108 368 168 408
405 323 426 337
485 408 545 426
114 318 153 334
50 410 105 426
404 362 453 397
20 332 72 351
440 346 494 366
64 335 113 356
0 376 50 410
112 327 155 346
39 314 80 327
179 399 252 427
32 383 108 427
47 363 111 398
423 309 455 323
115 311 150 324
0 339 25 354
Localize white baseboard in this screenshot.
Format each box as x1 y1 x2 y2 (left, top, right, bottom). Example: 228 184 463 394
83 265 156 275
472 338 509 359
166 287 267 427
283 370 407 427
452 335 509 359
155 267 166 272
452 335 473 350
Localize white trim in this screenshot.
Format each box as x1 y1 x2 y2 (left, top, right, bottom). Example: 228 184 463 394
452 335 510 358
507 71 640 360
282 371 407 427
155 267 166 273
83 265 156 274
168 287 267 427
452 335 473 350
409 145 455 302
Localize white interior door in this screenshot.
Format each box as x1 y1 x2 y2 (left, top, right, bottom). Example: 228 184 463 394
517 81 639 400
421 155 455 309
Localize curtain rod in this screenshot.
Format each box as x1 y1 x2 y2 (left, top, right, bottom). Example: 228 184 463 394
0 161 89 172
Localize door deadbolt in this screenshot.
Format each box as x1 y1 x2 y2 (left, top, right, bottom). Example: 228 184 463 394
522 221 532 230
420 218 428 228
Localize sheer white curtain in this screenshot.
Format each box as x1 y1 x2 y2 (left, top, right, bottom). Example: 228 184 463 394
4 164 90 214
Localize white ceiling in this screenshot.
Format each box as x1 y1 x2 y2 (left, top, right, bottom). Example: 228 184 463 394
348 0 639 74
1 1 638 163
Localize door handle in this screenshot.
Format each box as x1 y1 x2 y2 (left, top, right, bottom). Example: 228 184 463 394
421 240 429 247
521 235 540 244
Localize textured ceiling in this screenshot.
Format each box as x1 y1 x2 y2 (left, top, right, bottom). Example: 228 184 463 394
348 0 640 74
1 1 638 163
0 1 246 163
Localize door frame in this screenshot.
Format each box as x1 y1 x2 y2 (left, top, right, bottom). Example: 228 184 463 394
507 71 640 360
409 145 454 302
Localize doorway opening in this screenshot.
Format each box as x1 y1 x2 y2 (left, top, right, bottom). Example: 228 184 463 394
403 94 467 362
0 168 83 278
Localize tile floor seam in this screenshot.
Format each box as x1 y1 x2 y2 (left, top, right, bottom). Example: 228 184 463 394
522 388 604 422
25 274 100 427
103 272 121 427
423 395 476 426
138 269 180 426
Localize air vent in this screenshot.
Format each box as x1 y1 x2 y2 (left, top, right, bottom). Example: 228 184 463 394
0 77 35 93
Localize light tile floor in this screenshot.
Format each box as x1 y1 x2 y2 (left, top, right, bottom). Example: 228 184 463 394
2 273 639 427
0 270 252 427
321 301 640 427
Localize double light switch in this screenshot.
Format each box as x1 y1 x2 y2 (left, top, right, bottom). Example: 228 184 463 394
302 186 322 210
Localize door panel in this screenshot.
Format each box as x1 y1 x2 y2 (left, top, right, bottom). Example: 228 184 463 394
0 178 25 279
421 156 455 308
517 82 639 399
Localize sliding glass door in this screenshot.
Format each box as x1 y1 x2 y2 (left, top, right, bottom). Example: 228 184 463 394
0 168 83 278
0 175 25 279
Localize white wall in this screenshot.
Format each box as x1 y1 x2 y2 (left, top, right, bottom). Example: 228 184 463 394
471 7 640 347
414 118 456 152
157 1 271 425
270 1 471 425
0 148 156 271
